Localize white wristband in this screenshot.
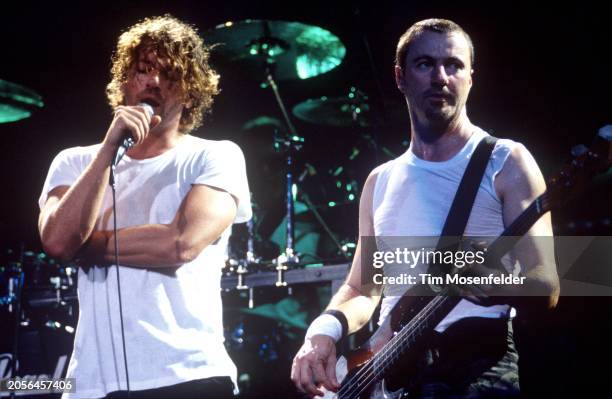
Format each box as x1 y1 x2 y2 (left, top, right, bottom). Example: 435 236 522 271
305 314 343 343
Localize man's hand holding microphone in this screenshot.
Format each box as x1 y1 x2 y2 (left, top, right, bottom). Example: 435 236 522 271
105 102 162 166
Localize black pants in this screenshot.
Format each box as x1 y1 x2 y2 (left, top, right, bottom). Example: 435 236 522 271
404 317 520 399
103 376 234 399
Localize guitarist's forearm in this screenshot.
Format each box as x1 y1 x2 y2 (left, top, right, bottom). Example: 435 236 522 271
327 284 381 334
487 272 560 314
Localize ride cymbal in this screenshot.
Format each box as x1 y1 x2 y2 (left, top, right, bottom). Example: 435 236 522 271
292 87 370 127
204 19 345 80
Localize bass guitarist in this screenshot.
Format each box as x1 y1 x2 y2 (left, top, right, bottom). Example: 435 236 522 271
291 18 560 398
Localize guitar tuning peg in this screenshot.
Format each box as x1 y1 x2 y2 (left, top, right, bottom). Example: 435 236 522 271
571 144 589 157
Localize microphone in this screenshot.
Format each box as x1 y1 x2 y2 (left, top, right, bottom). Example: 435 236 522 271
113 102 155 166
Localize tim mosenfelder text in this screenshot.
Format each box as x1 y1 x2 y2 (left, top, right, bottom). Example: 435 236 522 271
372 272 526 286
370 247 525 287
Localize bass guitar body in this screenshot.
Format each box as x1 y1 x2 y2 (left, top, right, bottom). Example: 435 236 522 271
323 286 451 399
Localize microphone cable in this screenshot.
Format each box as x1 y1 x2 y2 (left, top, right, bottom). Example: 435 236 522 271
107 103 153 397
109 159 131 397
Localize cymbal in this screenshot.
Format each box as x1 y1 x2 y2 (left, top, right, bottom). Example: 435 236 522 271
292 87 371 127
241 115 284 131
204 20 345 81
0 79 44 123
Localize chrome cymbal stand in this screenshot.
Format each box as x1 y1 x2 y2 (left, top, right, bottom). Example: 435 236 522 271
247 21 303 287
273 131 303 287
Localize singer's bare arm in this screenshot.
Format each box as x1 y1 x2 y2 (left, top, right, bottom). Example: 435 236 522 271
78 184 237 268
38 106 152 260
39 147 115 261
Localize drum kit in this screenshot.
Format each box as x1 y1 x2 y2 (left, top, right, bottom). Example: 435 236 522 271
205 20 399 297
0 248 77 388
204 22 397 395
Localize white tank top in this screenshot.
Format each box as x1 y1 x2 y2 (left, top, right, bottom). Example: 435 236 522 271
373 128 518 332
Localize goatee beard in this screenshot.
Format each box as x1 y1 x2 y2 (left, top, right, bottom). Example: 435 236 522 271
421 110 455 141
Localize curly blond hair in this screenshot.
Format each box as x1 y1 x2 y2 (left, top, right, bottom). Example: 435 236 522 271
106 15 219 133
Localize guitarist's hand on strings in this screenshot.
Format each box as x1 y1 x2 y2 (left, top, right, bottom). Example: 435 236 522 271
291 334 339 397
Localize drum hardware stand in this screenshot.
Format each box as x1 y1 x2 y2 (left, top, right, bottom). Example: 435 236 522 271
266 78 302 287
246 22 304 288
2 264 20 313
235 263 249 290
360 132 397 159
233 216 264 296
65 265 75 288
233 268 254 308
7 248 25 399
273 131 303 287
274 257 289 287
50 276 63 304
245 217 258 265
299 188 350 259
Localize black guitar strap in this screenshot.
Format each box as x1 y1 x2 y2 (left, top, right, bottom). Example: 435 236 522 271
431 134 498 275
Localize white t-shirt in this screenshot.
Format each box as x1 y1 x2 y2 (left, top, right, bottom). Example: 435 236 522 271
38 135 251 398
372 128 519 332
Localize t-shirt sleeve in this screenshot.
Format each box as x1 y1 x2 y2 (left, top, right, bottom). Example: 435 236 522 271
194 140 252 223
38 148 85 210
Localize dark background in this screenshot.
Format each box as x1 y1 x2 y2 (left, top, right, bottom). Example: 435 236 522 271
1 1 610 398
